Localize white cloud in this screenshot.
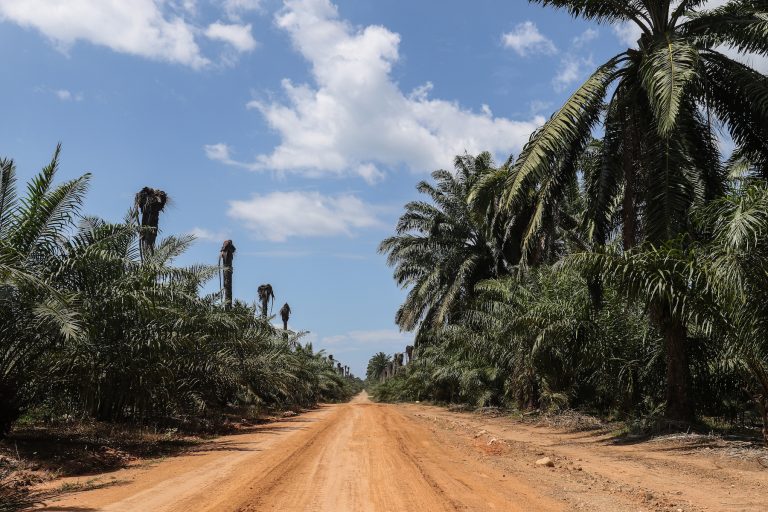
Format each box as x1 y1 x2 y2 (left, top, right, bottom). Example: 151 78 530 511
207 0 544 181
612 21 642 48
53 88 82 101
553 56 594 92
189 227 229 242
529 99 553 115
501 21 557 57
322 329 411 346
0 0 209 68
223 0 262 20
610 2 768 73
171 0 197 16
573 28 598 47
356 163 385 185
227 190 382 241
717 45 768 74
205 21 257 52
204 142 243 166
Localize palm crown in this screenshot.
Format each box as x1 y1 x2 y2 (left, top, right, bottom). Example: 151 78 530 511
508 0 768 253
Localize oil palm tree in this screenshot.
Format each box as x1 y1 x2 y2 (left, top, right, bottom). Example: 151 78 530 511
379 153 502 333
135 186 168 257
280 303 291 330
509 0 768 422
0 146 87 433
257 283 275 318
699 182 768 443
219 239 236 310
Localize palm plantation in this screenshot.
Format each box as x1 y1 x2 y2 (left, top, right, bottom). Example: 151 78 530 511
375 0 768 429
2 0 768 509
499 0 768 422
0 147 359 439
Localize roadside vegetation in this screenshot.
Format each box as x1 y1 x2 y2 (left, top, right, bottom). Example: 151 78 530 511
0 146 361 509
370 0 768 442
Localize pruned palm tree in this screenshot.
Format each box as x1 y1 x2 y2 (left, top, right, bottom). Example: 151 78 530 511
219 239 236 310
257 283 275 318
135 186 168 257
507 0 768 422
280 303 291 330
0 146 362 441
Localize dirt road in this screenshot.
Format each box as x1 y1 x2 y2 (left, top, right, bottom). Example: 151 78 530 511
40 392 768 512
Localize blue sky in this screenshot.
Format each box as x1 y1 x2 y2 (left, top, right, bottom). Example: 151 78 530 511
0 0 685 376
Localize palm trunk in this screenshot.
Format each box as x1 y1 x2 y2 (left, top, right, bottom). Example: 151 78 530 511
746 360 768 447
223 266 233 310
135 188 167 258
622 123 637 251
0 380 21 437
758 396 768 447
652 303 694 424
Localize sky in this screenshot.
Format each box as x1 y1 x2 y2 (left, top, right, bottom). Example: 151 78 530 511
1 0 759 377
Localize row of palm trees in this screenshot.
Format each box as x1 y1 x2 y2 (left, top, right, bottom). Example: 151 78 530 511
366 348 413 382
140 191 356 382
372 0 768 436
0 148 359 436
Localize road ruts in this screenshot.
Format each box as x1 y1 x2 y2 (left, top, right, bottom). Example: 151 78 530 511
41 393 561 512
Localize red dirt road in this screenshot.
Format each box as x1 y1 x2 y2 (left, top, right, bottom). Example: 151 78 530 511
39 393 768 511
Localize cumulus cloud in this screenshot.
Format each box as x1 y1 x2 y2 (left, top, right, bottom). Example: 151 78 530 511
227 190 382 241
204 143 236 164
205 21 257 52
0 0 209 68
501 21 557 56
207 0 544 181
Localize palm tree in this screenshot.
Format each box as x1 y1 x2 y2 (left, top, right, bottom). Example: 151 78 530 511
219 240 236 310
0 146 88 433
257 283 274 318
280 303 291 330
693 183 768 442
508 0 768 422
379 153 504 333
135 187 168 257
405 345 414 364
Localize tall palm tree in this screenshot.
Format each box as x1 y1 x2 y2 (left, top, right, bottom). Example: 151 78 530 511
280 303 291 330
405 345 414 364
219 240 236 310
257 283 274 318
703 183 768 444
0 146 88 433
379 153 503 333
509 0 768 422
367 352 391 381
135 187 168 257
